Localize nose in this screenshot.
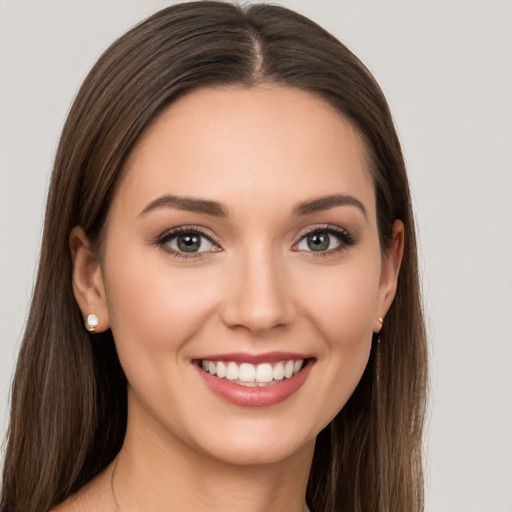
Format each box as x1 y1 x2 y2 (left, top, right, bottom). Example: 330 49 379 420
220 248 296 335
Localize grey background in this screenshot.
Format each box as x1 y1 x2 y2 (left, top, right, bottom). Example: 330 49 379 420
1 1 511 510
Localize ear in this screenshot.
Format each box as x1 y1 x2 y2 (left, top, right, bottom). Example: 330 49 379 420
69 226 110 332
374 220 404 333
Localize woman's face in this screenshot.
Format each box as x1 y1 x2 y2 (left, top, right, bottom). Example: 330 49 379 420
80 85 401 466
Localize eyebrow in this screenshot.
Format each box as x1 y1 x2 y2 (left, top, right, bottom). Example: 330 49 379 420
139 195 228 217
139 193 367 220
293 194 368 220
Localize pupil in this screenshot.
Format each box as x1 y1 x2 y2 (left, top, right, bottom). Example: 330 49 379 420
178 234 201 252
307 232 329 251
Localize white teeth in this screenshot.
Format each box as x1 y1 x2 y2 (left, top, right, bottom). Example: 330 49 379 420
201 358 306 384
216 361 226 378
273 362 284 380
284 360 294 379
255 363 273 383
239 363 256 382
226 361 239 380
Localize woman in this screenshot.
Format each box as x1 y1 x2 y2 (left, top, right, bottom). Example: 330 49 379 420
1 2 427 511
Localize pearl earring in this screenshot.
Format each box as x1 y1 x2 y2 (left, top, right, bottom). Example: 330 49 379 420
378 317 384 325
85 314 99 332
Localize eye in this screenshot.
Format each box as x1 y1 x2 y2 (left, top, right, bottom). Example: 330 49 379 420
169 232 212 253
156 227 220 257
294 226 356 254
297 231 340 252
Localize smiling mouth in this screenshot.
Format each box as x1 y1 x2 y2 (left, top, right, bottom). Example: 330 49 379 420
198 359 307 387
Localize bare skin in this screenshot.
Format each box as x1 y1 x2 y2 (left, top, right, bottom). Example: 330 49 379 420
59 84 403 511
54 450 312 512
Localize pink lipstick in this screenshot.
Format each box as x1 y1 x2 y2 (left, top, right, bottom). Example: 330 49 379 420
194 353 314 407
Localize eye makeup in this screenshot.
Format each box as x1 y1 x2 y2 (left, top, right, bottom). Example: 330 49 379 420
293 224 357 257
151 221 357 261
153 226 222 260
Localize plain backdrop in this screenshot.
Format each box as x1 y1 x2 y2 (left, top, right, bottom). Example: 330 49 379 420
1 1 511 511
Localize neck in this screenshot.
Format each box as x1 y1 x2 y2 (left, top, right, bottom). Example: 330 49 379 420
111 417 314 512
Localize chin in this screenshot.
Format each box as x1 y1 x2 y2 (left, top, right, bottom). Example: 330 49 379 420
196 430 315 468
176 406 325 469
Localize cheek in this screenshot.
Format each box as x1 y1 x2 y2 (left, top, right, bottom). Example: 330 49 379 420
103 248 220 356
291 252 381 423
297 256 381 351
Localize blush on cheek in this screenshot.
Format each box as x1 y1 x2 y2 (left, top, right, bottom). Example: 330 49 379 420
106 259 220 353
305 279 378 351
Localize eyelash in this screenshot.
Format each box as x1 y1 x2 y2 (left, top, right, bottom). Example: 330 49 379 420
154 226 219 260
294 225 357 257
154 224 357 260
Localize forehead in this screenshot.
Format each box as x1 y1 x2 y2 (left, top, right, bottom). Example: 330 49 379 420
117 84 375 220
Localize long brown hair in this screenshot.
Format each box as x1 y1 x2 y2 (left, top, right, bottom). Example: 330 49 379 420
1 3 427 511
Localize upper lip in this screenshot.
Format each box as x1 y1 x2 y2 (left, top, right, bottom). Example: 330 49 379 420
193 351 312 364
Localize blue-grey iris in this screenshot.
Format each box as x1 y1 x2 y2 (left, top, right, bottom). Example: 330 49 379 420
307 232 330 251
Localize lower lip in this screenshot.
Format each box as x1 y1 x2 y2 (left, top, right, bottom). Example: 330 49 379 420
196 360 314 407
